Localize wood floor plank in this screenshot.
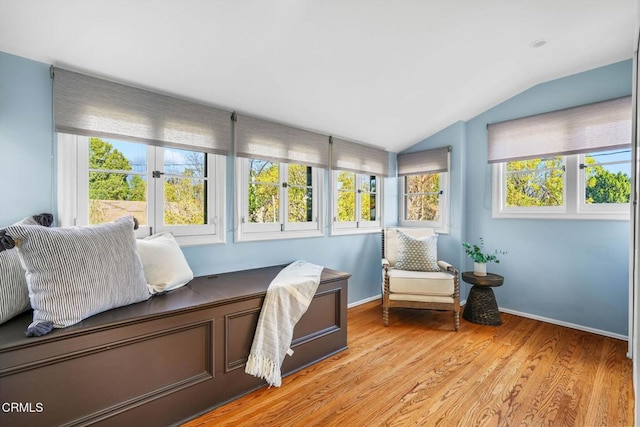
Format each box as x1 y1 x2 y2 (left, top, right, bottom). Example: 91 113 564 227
183 301 634 427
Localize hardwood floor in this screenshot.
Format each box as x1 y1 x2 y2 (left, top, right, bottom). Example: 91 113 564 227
183 301 634 427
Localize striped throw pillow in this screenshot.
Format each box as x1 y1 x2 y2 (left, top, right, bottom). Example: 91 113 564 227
0 214 54 325
394 230 440 272
0 249 31 324
6 216 150 336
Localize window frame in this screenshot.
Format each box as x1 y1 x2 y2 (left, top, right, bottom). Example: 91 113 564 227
330 170 383 235
399 171 450 233
492 153 630 220
57 133 226 246
235 157 323 242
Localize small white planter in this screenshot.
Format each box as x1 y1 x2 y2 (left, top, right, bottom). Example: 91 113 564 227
474 262 487 276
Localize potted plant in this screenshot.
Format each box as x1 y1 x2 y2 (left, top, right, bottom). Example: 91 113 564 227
461 238 506 276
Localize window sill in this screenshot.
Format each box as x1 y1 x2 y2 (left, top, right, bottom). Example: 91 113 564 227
399 221 450 234
174 234 226 247
234 228 324 243
330 227 382 237
492 211 630 221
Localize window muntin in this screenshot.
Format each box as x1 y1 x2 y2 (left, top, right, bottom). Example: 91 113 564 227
336 171 356 223
332 171 381 233
581 149 632 205
239 158 321 240
360 175 377 222
248 159 280 225
59 134 225 245
88 138 148 225
287 164 314 224
403 173 441 222
504 157 565 208
399 172 448 231
160 147 209 226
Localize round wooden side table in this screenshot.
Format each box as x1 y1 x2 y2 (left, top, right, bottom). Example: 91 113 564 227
461 272 504 326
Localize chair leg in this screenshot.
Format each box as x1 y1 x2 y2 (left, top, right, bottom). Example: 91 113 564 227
383 305 389 326
454 310 460 331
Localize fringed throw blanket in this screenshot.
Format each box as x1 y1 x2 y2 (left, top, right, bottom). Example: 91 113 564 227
245 260 324 387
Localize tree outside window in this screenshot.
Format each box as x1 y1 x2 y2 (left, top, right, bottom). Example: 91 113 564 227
334 172 380 230
504 150 631 209
88 138 209 226
248 160 313 225
404 173 441 221
505 157 564 207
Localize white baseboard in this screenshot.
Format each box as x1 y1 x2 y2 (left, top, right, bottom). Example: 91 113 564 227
499 307 628 342
348 294 381 308
348 296 627 341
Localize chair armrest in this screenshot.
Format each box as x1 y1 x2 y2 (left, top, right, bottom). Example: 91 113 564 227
382 258 390 271
438 260 458 275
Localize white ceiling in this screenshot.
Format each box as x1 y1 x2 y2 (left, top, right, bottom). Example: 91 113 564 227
0 0 636 153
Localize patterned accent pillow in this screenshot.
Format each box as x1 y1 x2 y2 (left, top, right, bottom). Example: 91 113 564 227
394 230 440 272
5 216 150 336
0 214 54 325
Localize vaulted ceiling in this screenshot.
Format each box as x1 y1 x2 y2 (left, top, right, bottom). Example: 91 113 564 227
0 0 636 152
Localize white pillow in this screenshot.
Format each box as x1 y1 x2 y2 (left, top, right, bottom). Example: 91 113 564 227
136 233 194 294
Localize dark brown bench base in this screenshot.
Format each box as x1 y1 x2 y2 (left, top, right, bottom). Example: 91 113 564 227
0 265 350 426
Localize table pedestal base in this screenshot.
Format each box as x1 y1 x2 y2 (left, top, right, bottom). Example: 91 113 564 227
463 286 502 326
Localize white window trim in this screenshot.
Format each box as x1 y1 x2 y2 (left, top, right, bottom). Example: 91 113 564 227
234 157 323 242
330 170 383 236
57 133 226 246
399 172 450 234
492 155 630 221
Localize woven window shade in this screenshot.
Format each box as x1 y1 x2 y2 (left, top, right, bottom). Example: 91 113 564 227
331 137 389 176
53 67 232 154
397 146 450 176
235 114 330 168
487 96 632 163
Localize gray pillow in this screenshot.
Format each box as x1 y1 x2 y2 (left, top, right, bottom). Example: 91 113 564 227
394 230 440 272
0 214 54 325
5 216 150 336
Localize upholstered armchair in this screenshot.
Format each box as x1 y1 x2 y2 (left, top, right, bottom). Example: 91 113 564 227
381 227 460 330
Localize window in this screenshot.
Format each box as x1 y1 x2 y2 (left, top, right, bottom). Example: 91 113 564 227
397 146 451 232
236 158 321 241
58 134 226 245
494 151 631 219
332 171 381 233
329 137 388 235
489 97 632 220
580 149 632 207
400 172 449 229
501 156 565 211
52 67 231 245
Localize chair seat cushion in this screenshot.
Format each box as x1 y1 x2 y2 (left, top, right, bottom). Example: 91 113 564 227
390 294 454 304
388 268 454 296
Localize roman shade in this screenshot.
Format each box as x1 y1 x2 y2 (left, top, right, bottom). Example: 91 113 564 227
487 96 632 163
53 67 232 155
397 146 450 176
331 137 390 177
235 114 330 168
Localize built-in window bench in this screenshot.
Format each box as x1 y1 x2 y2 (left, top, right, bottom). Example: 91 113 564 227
0 265 350 427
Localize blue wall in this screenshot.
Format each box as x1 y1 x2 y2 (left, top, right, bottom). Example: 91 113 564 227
0 51 385 306
402 121 467 269
0 52 54 223
1 49 632 335
404 59 632 336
